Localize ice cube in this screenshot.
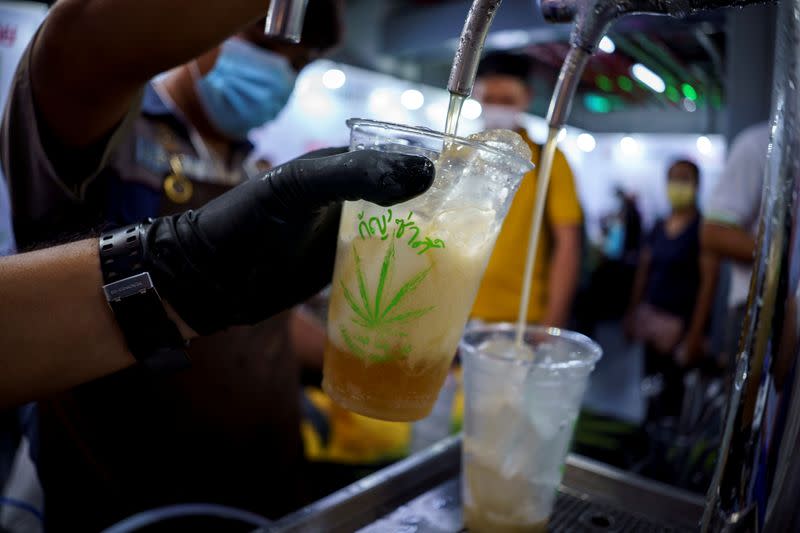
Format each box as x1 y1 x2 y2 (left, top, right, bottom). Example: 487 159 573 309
468 129 533 162
478 337 536 362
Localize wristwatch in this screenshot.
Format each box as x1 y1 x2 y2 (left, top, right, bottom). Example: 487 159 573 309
99 223 190 372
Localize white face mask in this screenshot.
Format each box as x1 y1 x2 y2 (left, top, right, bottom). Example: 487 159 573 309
481 104 521 130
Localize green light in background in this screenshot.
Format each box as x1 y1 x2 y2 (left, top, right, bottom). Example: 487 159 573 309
596 75 613 92
617 76 633 92
666 86 680 102
682 83 698 101
584 93 612 113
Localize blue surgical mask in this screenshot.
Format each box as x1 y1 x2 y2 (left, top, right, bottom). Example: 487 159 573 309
192 39 297 140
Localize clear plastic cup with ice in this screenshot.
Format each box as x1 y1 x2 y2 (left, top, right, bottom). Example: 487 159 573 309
460 323 602 533
322 119 534 422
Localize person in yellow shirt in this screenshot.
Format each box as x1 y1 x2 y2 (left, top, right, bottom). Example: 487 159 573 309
471 52 583 327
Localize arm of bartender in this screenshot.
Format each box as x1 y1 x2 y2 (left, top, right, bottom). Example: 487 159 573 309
31 0 274 150
0 150 434 409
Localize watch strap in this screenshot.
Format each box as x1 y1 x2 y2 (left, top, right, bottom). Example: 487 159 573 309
100 224 189 371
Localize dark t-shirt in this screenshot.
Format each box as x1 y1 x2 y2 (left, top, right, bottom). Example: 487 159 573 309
1 43 304 531
644 215 702 323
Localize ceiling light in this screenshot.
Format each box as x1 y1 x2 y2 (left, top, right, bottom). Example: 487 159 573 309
577 133 597 152
631 63 665 93
462 98 482 120
696 135 713 155
599 36 616 54
619 136 641 156
322 68 346 90
400 89 425 110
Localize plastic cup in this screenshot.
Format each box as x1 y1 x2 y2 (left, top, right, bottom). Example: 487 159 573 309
322 119 533 422
460 323 602 533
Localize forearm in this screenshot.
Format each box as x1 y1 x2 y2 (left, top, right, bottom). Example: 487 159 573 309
701 222 756 263
0 240 194 408
33 0 268 147
544 227 580 327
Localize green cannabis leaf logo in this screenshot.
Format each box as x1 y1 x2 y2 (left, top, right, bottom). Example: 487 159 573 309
339 239 435 363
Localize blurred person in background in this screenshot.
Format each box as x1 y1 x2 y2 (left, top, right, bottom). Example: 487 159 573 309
701 122 770 368
575 187 642 334
0 0 344 529
470 52 583 328
625 160 719 421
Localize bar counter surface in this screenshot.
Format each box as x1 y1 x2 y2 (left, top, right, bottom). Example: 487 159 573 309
264 435 704 532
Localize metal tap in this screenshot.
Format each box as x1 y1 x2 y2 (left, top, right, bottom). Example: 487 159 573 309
541 0 800 530
539 0 768 128
447 0 504 98
447 0 765 131
264 0 309 43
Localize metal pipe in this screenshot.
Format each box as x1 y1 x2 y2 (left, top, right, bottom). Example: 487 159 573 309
264 0 309 43
537 0 799 530
541 0 767 52
446 0 503 97
539 0 769 128
546 47 590 128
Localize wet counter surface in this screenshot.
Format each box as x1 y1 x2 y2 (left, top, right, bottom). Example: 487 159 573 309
265 435 704 533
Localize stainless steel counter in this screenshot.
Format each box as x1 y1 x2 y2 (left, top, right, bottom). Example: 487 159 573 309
266 435 705 532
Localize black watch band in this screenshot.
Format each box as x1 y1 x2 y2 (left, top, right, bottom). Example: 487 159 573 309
100 223 189 372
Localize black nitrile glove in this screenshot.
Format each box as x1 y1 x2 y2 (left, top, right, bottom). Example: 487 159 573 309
142 148 434 336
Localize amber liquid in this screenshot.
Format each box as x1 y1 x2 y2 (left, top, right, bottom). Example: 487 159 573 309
463 458 552 533
464 506 548 533
322 341 453 422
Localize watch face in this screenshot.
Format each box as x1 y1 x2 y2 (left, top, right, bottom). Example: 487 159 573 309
103 272 154 302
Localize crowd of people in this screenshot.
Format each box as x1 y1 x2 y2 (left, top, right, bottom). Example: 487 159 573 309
0 0 769 529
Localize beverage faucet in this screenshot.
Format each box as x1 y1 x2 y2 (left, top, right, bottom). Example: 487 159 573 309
264 0 309 43
447 0 763 131
538 0 767 128
542 0 800 530
449 0 800 530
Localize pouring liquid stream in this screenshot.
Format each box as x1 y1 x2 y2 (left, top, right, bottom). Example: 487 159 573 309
444 93 466 137
442 88 559 349
515 127 561 347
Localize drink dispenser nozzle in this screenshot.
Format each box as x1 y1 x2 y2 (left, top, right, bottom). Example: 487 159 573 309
264 0 309 43
447 0 504 98
540 0 771 128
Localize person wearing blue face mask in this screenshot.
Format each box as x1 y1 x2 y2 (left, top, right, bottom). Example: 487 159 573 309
0 0 410 530
190 37 297 141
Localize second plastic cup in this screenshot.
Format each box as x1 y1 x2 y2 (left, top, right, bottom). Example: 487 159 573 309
460 323 602 533
322 119 533 422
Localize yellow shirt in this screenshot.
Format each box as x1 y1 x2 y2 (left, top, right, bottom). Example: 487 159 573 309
471 129 582 323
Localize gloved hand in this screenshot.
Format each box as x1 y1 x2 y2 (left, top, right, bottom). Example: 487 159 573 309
143 148 434 335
